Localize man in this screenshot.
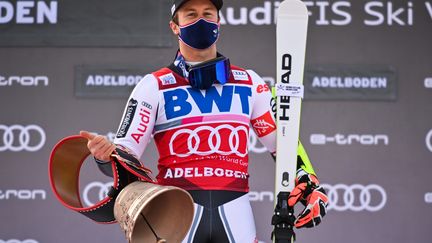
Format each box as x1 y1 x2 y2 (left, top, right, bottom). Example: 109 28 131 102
81 0 328 242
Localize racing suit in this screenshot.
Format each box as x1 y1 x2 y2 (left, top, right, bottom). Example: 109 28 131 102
103 53 316 243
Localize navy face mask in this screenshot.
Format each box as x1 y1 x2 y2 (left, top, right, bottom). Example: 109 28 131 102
179 18 220 50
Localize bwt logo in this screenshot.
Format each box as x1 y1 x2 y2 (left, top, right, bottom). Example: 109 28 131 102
0 189 46 200
0 1 57 24
0 240 39 243
0 76 49 86
310 133 389 146
163 86 251 120
426 129 432 152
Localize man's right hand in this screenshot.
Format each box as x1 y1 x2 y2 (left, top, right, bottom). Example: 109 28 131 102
80 130 116 162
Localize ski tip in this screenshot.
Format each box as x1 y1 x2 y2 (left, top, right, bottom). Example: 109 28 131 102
277 0 308 17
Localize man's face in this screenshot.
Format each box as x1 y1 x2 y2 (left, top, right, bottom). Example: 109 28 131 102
175 0 218 26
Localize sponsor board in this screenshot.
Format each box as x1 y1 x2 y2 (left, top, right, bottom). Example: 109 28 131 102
82 181 112 207
249 191 274 202
322 184 387 212
0 124 46 152
74 65 145 98
0 0 171 47
426 129 432 152
0 240 39 243
310 133 389 146
0 189 46 200
219 1 416 27
425 77 432 88
425 192 432 203
0 0 58 24
0 75 48 86
304 65 397 100
249 183 387 212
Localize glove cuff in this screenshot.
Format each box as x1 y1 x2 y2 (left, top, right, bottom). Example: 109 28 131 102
296 169 320 186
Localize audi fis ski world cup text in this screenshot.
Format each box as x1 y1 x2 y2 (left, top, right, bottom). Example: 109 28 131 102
0 0 57 24
0 125 46 152
2 1 432 26
219 1 432 26
0 75 48 86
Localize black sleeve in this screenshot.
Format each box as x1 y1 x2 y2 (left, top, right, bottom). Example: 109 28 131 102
94 158 113 177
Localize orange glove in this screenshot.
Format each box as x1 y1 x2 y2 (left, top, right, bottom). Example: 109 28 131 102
287 170 328 228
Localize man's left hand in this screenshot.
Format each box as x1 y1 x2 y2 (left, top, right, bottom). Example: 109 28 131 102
287 171 328 228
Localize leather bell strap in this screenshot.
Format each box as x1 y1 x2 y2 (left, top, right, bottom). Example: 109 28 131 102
48 135 155 223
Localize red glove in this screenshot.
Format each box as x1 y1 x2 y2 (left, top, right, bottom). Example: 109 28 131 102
287 170 328 228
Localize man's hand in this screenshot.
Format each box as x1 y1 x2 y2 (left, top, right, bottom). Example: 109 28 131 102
287 170 328 228
80 131 116 162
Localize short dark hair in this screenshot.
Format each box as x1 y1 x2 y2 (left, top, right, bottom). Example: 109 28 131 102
172 14 179 25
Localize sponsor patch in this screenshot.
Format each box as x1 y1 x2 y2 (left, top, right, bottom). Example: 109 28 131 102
116 98 138 138
131 107 152 144
251 111 276 137
256 84 270 93
160 73 177 85
232 70 249 81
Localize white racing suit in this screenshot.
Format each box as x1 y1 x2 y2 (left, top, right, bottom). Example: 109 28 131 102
109 58 315 242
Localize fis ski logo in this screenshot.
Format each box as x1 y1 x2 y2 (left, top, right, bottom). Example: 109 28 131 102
251 111 276 137
278 54 292 123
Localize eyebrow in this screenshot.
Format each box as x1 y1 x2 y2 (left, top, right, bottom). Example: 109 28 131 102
183 6 216 12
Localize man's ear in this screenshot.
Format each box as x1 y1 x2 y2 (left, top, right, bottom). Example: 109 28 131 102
169 20 180 35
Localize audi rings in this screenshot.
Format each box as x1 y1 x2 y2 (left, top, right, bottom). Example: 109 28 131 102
321 184 387 212
169 124 249 157
0 240 39 243
82 181 112 207
0 125 46 152
426 129 432 152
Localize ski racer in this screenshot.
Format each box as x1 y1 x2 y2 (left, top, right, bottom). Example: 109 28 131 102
81 0 328 242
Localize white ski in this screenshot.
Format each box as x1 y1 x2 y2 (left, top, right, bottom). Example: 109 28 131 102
272 0 309 242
